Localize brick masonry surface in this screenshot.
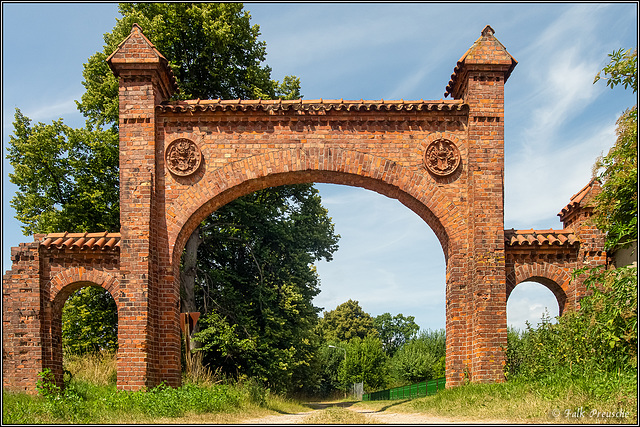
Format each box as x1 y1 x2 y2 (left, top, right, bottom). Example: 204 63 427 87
3 24 606 393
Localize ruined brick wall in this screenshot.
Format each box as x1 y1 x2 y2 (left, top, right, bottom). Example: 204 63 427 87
3 233 120 393
3 238 42 392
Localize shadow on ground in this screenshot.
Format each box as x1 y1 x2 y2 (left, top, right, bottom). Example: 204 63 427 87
302 399 410 413
303 401 359 410
362 399 411 413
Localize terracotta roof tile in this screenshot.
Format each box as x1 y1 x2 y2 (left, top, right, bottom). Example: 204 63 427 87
157 98 467 114
41 232 121 251
504 229 578 247
557 179 601 221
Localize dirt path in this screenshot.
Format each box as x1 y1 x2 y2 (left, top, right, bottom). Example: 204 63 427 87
240 402 510 424
346 405 509 424
240 410 315 424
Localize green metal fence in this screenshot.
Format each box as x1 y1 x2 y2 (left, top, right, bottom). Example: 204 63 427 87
362 377 445 401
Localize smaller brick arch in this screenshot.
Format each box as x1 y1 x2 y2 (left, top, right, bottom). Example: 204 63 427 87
49 267 121 310
45 268 121 387
506 263 571 315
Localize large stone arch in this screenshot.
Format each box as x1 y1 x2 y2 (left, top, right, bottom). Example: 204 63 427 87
3 24 608 394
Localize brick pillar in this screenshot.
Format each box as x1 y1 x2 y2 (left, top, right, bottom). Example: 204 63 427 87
2 236 44 393
446 26 517 383
107 24 178 390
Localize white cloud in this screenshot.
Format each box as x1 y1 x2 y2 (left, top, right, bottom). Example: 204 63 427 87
507 282 560 331
505 119 617 228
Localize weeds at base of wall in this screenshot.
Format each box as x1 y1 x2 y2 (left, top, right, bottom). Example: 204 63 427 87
2 351 303 424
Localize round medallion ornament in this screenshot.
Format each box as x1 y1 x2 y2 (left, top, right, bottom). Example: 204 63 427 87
424 138 461 176
165 138 201 176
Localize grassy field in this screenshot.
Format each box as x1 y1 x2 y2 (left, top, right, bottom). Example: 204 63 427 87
4 351 637 424
353 370 637 424
2 379 308 424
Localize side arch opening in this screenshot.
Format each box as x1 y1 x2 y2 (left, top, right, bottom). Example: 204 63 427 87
506 278 566 331
49 277 120 389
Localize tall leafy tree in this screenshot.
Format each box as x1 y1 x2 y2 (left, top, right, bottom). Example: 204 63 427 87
390 329 446 384
318 300 378 343
193 184 339 393
338 336 388 392
592 48 637 252
373 312 420 356
7 3 308 362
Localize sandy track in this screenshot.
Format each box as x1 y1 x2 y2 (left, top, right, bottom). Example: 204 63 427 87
240 402 510 424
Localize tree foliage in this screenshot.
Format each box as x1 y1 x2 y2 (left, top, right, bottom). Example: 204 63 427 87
62 287 118 355
193 184 339 393
592 106 637 251
594 48 637 93
390 329 446 384
338 336 388 392
592 48 637 251
318 300 377 343
373 312 419 356
7 111 119 235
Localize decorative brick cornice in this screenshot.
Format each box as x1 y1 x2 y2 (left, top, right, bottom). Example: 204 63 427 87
157 98 468 114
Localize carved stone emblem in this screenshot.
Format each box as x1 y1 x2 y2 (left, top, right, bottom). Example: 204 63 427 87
424 138 460 176
166 138 201 176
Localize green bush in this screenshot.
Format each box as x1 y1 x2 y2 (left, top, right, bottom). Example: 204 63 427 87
390 329 446 385
506 265 637 380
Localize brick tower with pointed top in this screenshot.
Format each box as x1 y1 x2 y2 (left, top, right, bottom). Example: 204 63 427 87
106 23 180 390
445 25 518 383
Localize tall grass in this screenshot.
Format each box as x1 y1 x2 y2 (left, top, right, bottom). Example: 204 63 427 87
64 350 117 385
2 352 306 424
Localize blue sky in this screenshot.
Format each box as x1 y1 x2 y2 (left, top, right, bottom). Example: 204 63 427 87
2 2 638 332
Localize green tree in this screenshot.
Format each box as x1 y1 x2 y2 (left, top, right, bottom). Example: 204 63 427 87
338 336 389 392
62 287 118 355
8 3 305 361
193 184 339 393
316 342 347 396
373 312 419 356
390 329 446 384
319 300 377 343
592 48 637 251
7 111 119 235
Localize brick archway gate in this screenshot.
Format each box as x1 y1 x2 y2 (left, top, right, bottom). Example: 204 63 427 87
3 25 606 392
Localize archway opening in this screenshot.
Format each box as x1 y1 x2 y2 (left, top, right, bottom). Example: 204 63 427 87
506 281 560 332
176 181 447 396
60 285 118 386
